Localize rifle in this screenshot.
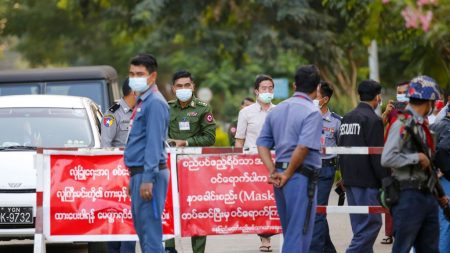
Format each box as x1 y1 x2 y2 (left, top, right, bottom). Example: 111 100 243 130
405 123 450 221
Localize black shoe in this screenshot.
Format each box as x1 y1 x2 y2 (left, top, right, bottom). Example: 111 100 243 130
165 247 178 253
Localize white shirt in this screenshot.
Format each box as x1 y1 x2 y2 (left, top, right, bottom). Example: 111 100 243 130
235 102 275 148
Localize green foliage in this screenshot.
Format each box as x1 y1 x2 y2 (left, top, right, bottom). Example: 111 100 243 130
214 127 230 147
2 0 450 120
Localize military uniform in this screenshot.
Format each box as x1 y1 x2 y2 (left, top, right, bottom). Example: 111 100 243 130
101 98 132 147
310 110 341 253
381 76 441 253
166 96 216 253
100 98 136 253
168 96 216 147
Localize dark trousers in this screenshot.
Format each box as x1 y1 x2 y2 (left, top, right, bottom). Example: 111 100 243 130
130 170 169 253
310 165 337 253
107 241 136 253
391 190 439 253
346 187 382 253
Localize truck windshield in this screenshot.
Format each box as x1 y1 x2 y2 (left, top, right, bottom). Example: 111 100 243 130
0 108 94 148
0 83 40 95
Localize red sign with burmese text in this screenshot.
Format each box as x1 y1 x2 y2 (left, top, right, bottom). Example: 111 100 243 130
49 154 174 236
177 154 281 236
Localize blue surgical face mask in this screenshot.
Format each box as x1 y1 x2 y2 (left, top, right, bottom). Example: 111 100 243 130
396 93 409 103
176 89 193 102
129 77 149 93
258 93 274 104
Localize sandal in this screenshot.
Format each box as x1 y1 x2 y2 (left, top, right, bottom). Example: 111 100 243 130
381 236 393 244
259 245 272 252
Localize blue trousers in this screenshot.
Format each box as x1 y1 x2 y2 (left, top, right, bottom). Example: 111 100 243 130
439 178 450 252
345 187 382 253
391 190 439 253
107 241 136 253
310 165 337 253
130 170 169 253
274 168 316 253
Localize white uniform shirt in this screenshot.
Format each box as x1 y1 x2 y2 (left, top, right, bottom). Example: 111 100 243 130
235 102 275 148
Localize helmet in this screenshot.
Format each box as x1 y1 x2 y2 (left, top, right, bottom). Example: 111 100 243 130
407 75 441 101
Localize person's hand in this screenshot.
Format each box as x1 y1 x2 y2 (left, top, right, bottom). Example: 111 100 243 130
140 182 153 201
174 139 188 147
336 179 346 192
382 100 394 124
268 172 280 185
439 195 449 207
271 172 293 188
418 153 430 170
385 100 394 114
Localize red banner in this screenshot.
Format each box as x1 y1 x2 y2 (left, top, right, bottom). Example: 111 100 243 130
177 154 281 236
48 154 174 237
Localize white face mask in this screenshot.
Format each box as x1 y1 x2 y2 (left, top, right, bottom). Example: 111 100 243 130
258 93 274 104
129 77 149 93
176 89 193 102
396 94 409 103
313 99 320 108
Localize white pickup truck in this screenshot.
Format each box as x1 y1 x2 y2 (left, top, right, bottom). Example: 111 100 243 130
0 95 106 252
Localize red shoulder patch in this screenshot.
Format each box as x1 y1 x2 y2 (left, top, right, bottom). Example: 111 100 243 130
204 112 214 123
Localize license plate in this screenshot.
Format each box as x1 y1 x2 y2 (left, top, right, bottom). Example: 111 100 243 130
0 207 33 224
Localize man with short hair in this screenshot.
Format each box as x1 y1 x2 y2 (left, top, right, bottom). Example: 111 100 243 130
338 80 389 253
310 81 340 253
165 70 216 253
257 65 323 252
167 70 216 148
124 53 170 253
101 78 137 253
235 74 275 149
235 74 275 252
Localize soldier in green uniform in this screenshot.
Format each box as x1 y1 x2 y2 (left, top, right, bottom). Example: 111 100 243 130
165 70 216 253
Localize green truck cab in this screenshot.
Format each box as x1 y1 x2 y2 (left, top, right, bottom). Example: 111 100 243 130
0 65 121 111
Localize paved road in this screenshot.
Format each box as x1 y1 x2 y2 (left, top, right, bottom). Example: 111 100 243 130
0 187 393 253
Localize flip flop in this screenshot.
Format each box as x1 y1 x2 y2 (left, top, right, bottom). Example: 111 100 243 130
381 236 393 244
259 245 272 252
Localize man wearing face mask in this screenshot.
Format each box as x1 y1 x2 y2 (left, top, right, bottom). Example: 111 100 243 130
382 81 410 126
381 75 448 253
234 74 275 252
165 70 216 253
338 80 389 253
310 81 341 253
124 53 170 253
235 75 275 150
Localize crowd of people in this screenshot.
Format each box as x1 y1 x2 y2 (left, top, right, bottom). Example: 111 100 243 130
101 53 450 253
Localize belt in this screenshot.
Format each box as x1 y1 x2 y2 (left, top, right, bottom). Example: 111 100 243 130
128 164 167 177
398 179 427 191
274 162 319 180
322 158 337 167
